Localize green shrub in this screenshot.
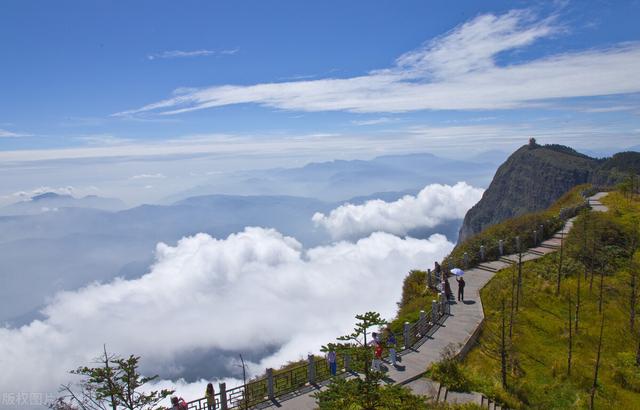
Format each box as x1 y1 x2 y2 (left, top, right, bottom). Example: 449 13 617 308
612 352 640 392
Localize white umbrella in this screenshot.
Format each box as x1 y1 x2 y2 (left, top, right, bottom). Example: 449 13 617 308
451 268 465 276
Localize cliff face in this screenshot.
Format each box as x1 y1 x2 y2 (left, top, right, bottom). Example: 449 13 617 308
458 143 640 243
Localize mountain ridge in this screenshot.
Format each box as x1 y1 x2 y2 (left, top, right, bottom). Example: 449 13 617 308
458 140 640 242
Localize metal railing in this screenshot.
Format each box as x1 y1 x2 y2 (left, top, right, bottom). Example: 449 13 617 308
186 196 594 409
187 297 449 410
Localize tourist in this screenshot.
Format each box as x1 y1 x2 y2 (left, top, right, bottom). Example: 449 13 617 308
371 332 380 345
327 349 337 376
386 329 397 366
169 397 188 410
434 261 442 281
373 342 383 371
205 383 216 410
456 276 466 301
444 277 453 301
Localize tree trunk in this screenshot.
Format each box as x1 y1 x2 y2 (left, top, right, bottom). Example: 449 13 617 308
510 266 515 340
568 298 573 377
631 269 637 332
516 252 523 311
501 298 508 390
590 314 605 410
576 266 581 334
599 263 605 314
590 239 596 293
556 231 564 296
103 345 118 410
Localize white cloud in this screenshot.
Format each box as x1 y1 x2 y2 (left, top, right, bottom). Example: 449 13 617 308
78 134 133 146
116 10 640 117
0 128 32 138
0 227 453 396
130 173 167 180
351 117 395 126
3 186 76 201
313 182 484 240
147 49 239 60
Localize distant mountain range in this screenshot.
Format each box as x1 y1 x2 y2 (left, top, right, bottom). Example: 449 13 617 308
459 141 640 242
0 151 502 326
164 152 498 203
0 192 126 216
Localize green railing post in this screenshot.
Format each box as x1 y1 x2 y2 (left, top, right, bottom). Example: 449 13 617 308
499 239 504 256
266 368 274 400
431 300 438 323
219 383 227 410
403 322 410 349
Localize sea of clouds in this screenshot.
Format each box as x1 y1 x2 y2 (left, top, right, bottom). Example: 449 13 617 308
0 182 483 401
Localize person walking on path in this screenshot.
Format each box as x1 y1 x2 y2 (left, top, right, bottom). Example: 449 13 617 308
327 349 337 376
386 329 397 367
456 276 466 301
205 383 216 410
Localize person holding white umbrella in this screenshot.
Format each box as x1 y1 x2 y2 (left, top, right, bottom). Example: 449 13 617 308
452 268 466 301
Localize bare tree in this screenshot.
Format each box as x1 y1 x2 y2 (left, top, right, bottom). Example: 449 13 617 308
509 264 516 340
556 230 564 296
599 262 606 314
516 251 523 311
501 298 508 389
567 298 573 377
590 314 605 410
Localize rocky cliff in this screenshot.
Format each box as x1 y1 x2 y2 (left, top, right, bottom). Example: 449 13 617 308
458 140 640 242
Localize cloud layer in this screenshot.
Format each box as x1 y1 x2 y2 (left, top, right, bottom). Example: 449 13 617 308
117 9 640 116
0 227 453 396
313 182 484 240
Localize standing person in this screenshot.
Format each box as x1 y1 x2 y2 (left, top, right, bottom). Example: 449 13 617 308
327 349 337 376
434 261 442 282
444 277 453 301
205 383 216 410
373 342 383 371
386 329 397 367
456 276 466 301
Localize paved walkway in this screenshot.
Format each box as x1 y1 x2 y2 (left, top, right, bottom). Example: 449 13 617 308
260 193 608 409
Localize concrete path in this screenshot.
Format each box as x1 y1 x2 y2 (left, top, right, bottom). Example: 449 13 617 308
258 193 608 409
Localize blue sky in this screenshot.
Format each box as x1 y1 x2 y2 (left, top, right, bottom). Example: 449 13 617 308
1 0 640 204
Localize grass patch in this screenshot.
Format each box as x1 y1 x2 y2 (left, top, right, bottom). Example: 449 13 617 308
460 189 640 409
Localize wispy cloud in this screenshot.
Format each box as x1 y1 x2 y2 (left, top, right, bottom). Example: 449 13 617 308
0 128 32 138
117 9 640 117
581 105 640 113
77 134 133 146
130 173 166 180
147 48 239 60
351 117 396 126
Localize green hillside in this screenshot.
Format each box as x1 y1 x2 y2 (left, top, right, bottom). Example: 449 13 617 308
458 189 640 409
